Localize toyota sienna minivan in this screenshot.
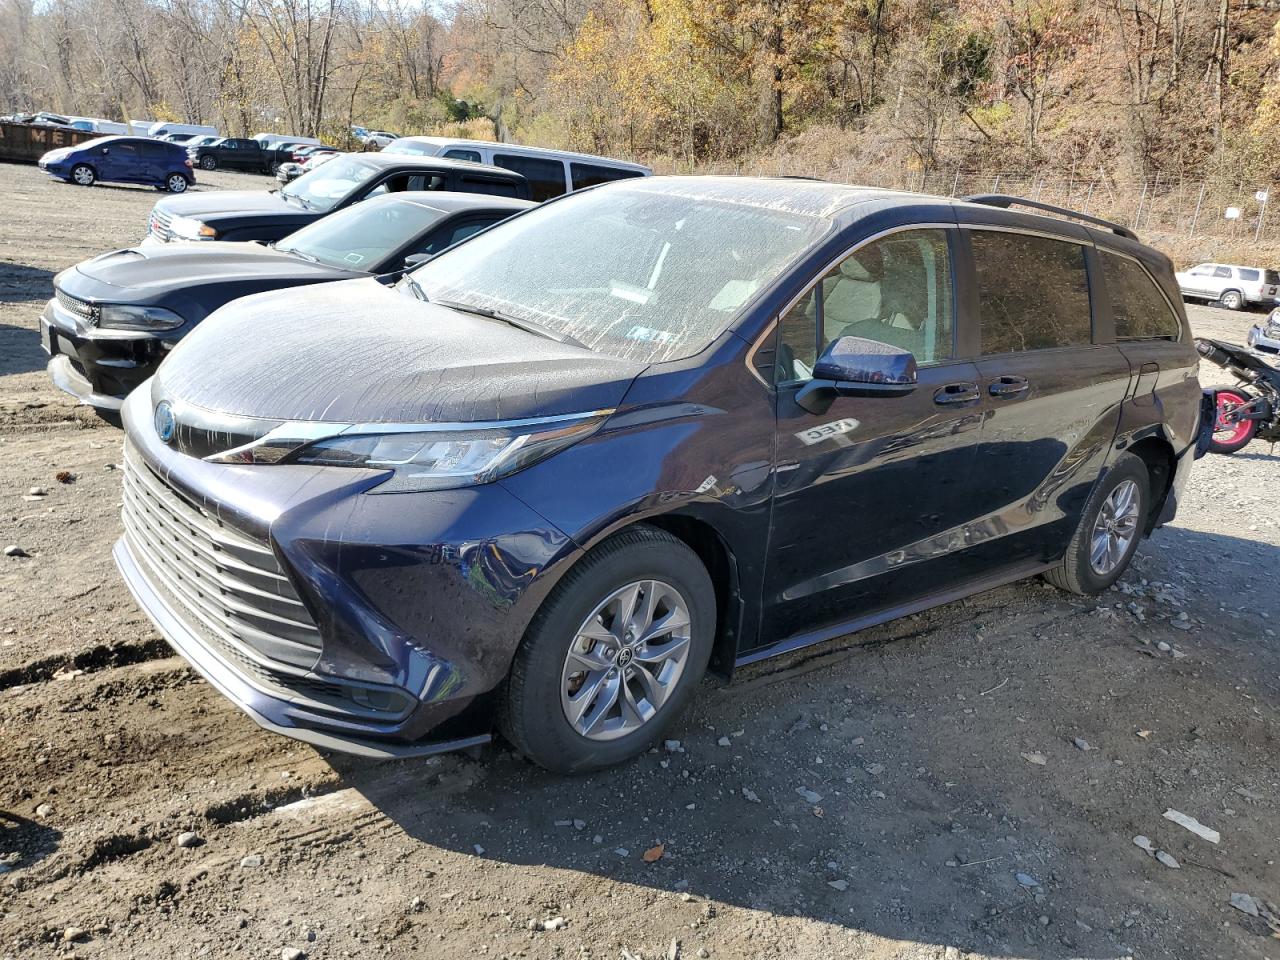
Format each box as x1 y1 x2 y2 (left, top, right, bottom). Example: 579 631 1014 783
114 177 1201 773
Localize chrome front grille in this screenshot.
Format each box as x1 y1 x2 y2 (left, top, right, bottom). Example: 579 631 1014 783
55 287 99 325
149 207 174 242
120 442 412 721
121 442 321 667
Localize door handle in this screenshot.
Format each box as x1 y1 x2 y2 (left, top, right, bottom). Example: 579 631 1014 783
988 375 1029 398
933 382 981 405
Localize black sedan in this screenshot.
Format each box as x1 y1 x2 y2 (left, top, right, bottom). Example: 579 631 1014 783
144 154 530 245
42 192 533 412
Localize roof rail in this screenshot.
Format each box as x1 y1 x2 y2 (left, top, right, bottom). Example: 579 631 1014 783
962 194 1139 242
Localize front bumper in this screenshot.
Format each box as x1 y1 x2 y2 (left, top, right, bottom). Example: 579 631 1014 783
40 298 168 408
112 386 577 756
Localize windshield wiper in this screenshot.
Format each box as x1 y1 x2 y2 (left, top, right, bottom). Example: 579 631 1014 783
282 192 313 210
434 299 589 350
398 273 429 302
281 246 319 263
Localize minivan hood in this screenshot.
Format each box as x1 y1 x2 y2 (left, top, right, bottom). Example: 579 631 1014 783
72 244 354 292
153 279 647 424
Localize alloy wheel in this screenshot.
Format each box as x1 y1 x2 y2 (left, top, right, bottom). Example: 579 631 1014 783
1089 479 1141 575
167 175 187 193
560 579 692 741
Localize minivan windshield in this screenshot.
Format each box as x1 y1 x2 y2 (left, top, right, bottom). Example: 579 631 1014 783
280 156 378 212
276 197 443 270
414 181 832 363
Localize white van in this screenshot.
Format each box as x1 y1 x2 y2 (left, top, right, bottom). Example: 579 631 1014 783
149 121 218 139
254 132 321 148
379 137 651 201
68 118 129 135
130 120 156 136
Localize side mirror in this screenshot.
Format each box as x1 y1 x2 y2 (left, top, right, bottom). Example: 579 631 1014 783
795 335 917 415
403 252 433 270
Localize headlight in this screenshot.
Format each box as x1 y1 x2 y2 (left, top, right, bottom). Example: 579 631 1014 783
98 304 185 330
290 419 605 493
169 216 217 240
208 415 609 493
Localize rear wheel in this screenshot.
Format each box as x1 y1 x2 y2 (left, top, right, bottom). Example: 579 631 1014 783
199 155 217 171
269 160 280 174
1209 388 1257 454
1220 289 1245 310
1045 452 1150 596
164 173 188 193
500 525 715 773
70 164 95 186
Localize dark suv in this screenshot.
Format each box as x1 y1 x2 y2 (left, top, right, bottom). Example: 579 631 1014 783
114 178 1200 772
144 153 530 244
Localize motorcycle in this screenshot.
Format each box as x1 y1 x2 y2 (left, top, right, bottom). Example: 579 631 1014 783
1195 337 1280 454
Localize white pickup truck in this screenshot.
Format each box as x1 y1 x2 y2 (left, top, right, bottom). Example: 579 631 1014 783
1175 262 1280 311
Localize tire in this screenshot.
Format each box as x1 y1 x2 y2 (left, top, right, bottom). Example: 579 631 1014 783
164 173 188 193
1220 289 1244 310
499 525 715 773
199 155 217 171
269 160 280 174
1208 388 1257 454
70 164 95 186
1044 452 1150 596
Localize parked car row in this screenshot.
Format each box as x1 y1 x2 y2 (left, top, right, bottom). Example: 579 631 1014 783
36 148 1203 774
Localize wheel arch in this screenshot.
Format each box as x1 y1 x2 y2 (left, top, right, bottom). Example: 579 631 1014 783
1124 433 1177 534
641 513 744 679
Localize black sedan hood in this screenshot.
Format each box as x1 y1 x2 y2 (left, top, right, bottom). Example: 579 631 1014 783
153 279 647 424
156 190 299 219
71 244 357 292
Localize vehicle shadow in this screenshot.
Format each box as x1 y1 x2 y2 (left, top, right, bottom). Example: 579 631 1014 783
320 527 1278 959
0 322 48 376
0 263 54 303
0 809 61 873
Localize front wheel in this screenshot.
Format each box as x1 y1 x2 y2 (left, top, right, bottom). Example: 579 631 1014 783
1220 289 1245 310
500 525 715 773
1209 388 1257 454
1045 452 1150 596
70 164 95 186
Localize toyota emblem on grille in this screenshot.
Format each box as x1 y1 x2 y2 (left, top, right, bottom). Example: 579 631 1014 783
154 401 176 444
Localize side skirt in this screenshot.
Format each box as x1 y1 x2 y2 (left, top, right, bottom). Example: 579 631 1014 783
734 558 1055 669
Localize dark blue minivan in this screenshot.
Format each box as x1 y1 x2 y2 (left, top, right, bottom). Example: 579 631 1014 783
39 136 194 192
114 177 1202 773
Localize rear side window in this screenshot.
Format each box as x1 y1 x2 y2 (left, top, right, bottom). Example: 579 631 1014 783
444 148 482 163
1238 267 1260 281
570 162 644 190
1100 252 1181 341
459 176 521 198
970 231 1091 353
492 154 566 201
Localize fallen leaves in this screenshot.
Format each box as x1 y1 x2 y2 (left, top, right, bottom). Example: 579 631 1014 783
642 843 664 863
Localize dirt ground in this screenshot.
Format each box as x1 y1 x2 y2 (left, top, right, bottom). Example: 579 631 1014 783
1 161 1278 960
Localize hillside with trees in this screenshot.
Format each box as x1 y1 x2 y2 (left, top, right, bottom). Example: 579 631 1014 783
4 0 1280 207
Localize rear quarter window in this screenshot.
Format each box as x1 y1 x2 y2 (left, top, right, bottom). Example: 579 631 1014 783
1100 251 1182 341
570 162 645 190
969 230 1092 353
1238 267 1260 281
492 154 567 201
